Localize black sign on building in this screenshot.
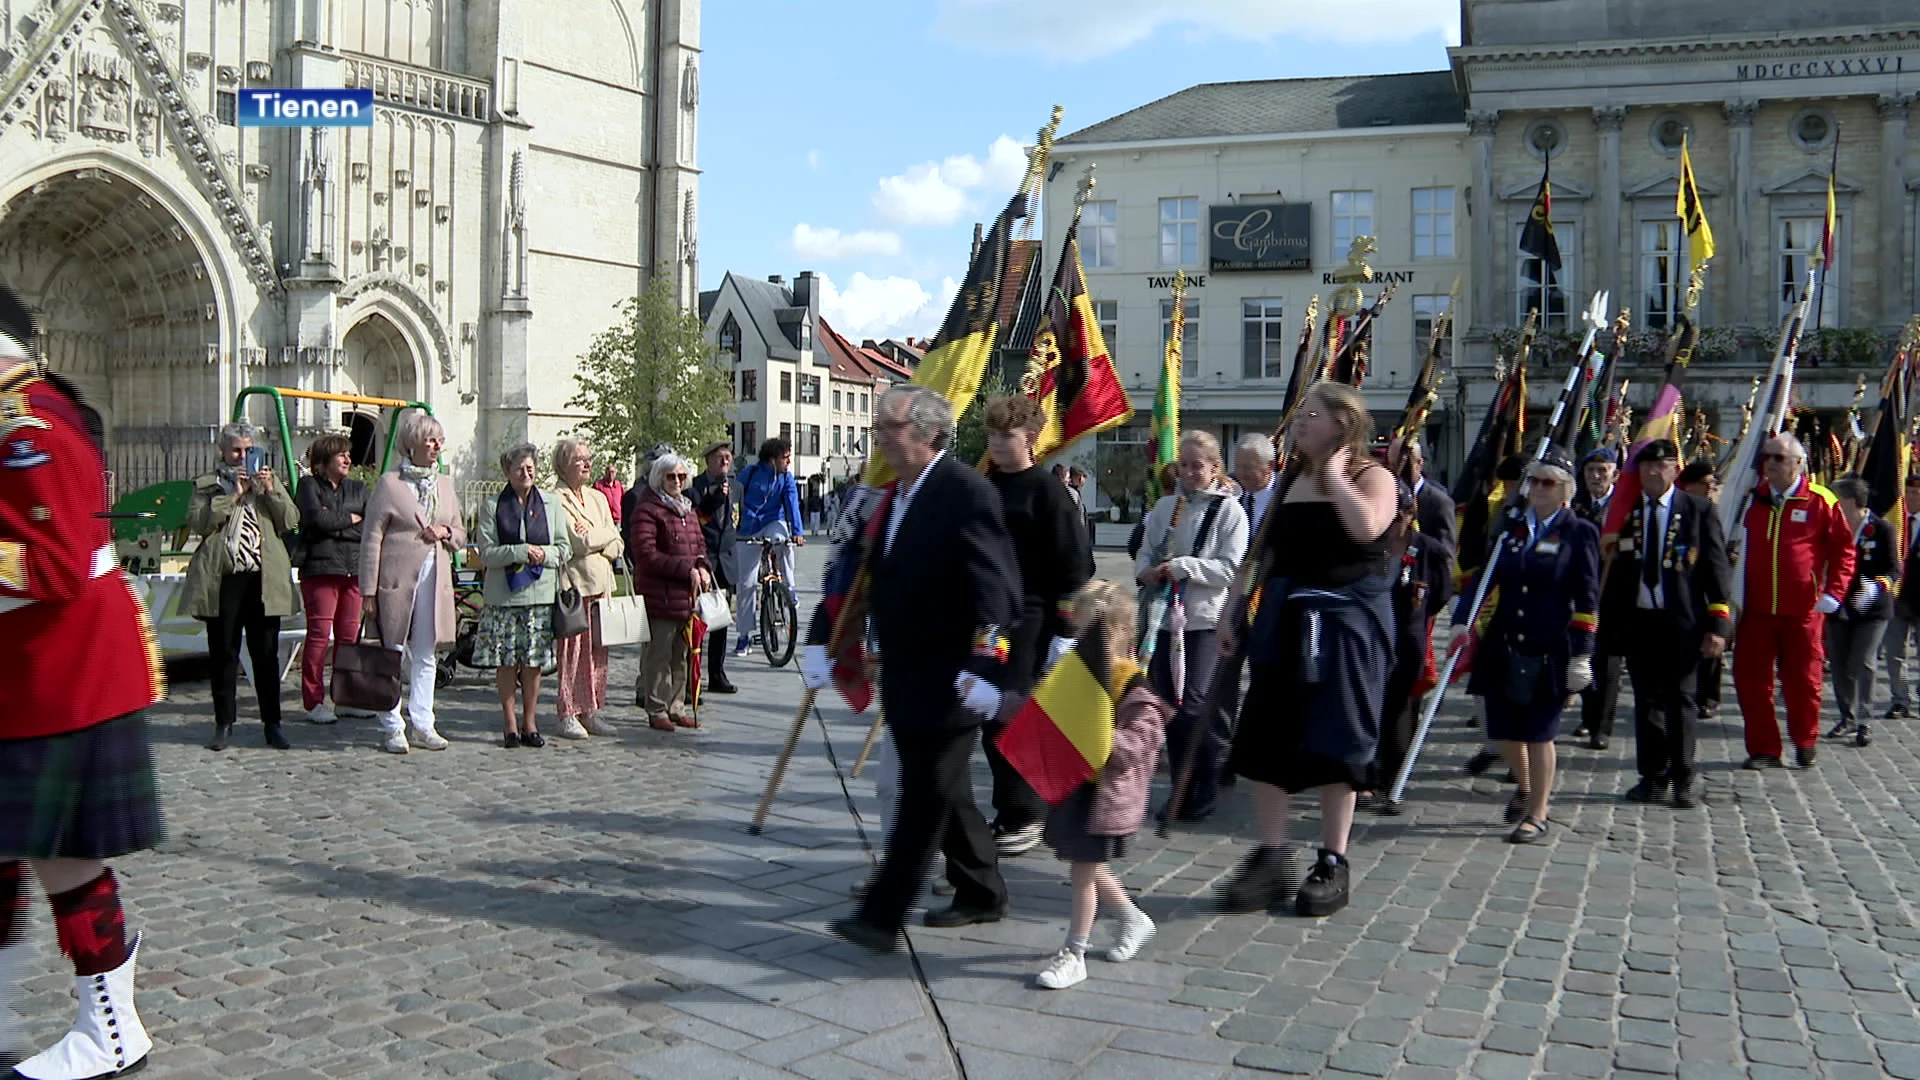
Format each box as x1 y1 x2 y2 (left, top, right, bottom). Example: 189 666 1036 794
1210 203 1313 272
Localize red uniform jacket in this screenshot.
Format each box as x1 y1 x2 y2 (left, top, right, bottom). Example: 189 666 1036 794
0 367 164 738
1739 475 1856 618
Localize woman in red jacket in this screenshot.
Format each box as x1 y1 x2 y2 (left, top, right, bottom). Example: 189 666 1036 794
629 453 712 730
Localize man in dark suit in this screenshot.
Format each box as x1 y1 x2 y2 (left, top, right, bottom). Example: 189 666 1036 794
1825 476 1896 747
689 441 742 693
1599 439 1732 809
1883 472 1920 718
1572 447 1624 748
824 386 1023 954
1399 439 1457 611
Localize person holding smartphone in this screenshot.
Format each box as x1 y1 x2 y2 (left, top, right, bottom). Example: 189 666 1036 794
182 422 301 750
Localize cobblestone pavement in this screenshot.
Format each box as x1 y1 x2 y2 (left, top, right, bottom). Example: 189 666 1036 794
24 545 1920 1078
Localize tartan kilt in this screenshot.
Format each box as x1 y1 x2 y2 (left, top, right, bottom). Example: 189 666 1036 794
0 710 164 860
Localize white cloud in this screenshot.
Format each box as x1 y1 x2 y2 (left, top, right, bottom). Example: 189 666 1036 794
871 135 1031 227
933 0 1459 59
817 272 959 341
806 149 821 170
791 223 904 259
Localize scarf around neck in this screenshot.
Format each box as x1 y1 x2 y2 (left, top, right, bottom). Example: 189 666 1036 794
496 485 551 592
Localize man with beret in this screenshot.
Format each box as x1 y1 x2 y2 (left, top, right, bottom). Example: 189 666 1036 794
1600 439 1732 807
1572 447 1624 749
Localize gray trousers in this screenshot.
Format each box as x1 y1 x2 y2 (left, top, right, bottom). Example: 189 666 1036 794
1885 609 1919 708
1827 617 1890 725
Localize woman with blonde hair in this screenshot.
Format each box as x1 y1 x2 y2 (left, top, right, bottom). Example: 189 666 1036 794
552 437 626 739
360 412 466 753
1217 382 1397 917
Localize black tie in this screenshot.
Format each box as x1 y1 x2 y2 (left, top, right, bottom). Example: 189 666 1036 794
1642 498 1662 593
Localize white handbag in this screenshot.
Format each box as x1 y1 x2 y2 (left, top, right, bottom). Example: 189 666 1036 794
694 588 733 631
593 571 649 648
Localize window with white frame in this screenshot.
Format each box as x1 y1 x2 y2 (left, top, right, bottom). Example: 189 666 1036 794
1241 299 1287 379
832 389 842 411
1411 294 1452 365
1092 300 1118 355
1085 200 1119 269
1159 197 1199 267
1160 298 1200 378
1412 188 1455 259
832 425 842 454
1332 191 1374 260
1779 215 1841 324
1639 219 1694 330
1514 219 1579 330
799 374 821 405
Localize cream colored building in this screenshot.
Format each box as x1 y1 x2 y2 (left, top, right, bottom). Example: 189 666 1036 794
0 0 698 491
1046 72 1472 498
1451 0 1920 456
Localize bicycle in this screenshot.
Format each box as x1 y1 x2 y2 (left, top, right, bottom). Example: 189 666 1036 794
747 536 799 668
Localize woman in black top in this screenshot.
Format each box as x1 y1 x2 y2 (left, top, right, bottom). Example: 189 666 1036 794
293 434 369 724
1218 383 1397 918
1827 475 1896 746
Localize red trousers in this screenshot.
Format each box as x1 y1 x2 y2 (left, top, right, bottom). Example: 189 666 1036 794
1733 611 1825 757
299 574 362 710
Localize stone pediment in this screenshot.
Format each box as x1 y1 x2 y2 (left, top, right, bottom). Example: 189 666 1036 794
1624 172 1723 200
1499 174 1593 201
1761 168 1863 197
0 0 280 292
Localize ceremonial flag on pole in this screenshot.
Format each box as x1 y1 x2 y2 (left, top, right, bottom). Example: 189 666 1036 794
1148 275 1185 502
1600 316 1696 546
1815 133 1840 330
1677 135 1715 281
1029 215 1132 462
1518 159 1562 279
995 619 1141 805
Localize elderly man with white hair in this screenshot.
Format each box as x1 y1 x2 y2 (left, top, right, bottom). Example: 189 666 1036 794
1732 432 1855 770
0 319 168 1080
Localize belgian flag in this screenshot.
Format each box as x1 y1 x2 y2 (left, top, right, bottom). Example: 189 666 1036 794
1029 219 1132 462
996 620 1141 805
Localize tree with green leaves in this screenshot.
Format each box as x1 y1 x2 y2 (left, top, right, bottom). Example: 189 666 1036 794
951 371 1018 467
567 276 730 474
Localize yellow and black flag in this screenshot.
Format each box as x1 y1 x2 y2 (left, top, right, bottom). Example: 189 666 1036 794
1028 218 1133 462
1677 135 1715 281
1518 159 1561 277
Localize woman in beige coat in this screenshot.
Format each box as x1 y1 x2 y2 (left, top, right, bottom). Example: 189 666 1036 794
553 437 626 739
359 412 466 754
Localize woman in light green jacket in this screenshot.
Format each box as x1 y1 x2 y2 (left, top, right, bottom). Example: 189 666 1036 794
474 442 571 748
182 422 300 751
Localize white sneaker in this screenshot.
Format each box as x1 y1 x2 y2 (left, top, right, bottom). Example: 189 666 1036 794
555 716 591 740
305 703 337 725
1107 908 1156 962
1035 948 1087 990
582 713 617 736
380 733 410 754
409 727 449 751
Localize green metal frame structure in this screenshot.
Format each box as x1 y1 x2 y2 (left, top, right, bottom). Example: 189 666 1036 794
230 386 435 474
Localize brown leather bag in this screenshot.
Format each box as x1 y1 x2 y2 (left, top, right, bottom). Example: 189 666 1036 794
331 624 404 713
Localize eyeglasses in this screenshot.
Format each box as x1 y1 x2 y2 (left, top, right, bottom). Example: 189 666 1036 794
1761 452 1799 464
1528 477 1563 488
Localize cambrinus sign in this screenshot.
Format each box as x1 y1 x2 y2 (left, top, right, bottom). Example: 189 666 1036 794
1210 204 1312 272
237 89 374 128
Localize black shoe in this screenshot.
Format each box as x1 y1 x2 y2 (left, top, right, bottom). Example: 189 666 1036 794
1217 847 1299 914
1795 744 1817 768
1502 770 1519 785
1887 704 1912 719
1504 791 1531 824
1625 778 1668 804
1375 797 1404 817
828 916 900 954
522 731 546 749
1296 851 1350 917
263 724 290 750
1855 726 1873 747
1155 800 1218 825
1572 725 1591 739
1827 718 1858 740
1698 702 1719 720
1743 755 1784 770
502 732 520 749
1464 751 1499 777
206 723 233 751
923 903 1006 928
708 675 739 694
1670 780 1698 809
1588 735 1609 751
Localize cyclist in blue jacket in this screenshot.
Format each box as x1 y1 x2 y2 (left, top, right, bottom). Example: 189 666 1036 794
734 437 807 654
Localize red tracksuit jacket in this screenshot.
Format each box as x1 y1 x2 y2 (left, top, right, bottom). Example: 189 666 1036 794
1739 475 1855 618
0 367 165 738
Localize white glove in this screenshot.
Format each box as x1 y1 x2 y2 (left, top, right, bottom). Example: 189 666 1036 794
1851 581 1879 613
955 673 1003 721
801 645 832 690
1816 593 1842 615
1566 655 1594 694
1048 636 1076 666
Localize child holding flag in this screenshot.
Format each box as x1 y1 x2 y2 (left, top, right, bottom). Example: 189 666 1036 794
1023 580 1172 990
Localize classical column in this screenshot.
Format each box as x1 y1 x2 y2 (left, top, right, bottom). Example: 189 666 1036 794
1723 101 1758 327
1594 106 1627 316
1468 110 1500 331
1879 94 1911 327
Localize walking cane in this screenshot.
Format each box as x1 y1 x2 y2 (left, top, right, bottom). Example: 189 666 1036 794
749 688 817 835
851 709 886 777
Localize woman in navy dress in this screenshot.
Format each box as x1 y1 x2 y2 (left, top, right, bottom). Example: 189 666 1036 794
1465 448 1600 843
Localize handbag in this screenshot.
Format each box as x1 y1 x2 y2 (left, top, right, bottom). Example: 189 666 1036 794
553 584 589 639
331 626 403 713
594 570 650 647
694 587 733 630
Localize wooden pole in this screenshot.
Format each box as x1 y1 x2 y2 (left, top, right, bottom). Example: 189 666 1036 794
749 688 817 835
851 709 886 777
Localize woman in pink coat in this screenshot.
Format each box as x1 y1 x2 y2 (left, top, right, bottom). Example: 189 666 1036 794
359 413 466 754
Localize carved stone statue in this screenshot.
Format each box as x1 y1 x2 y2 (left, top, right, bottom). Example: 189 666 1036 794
303 128 331 260
43 81 69 142
503 151 528 298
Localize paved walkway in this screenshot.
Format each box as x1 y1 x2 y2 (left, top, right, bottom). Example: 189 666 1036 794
28 546 1920 1078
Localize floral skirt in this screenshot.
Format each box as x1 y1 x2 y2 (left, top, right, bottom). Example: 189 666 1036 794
473 604 556 670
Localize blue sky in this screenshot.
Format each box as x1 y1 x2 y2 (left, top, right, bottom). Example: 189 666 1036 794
698 0 1461 341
